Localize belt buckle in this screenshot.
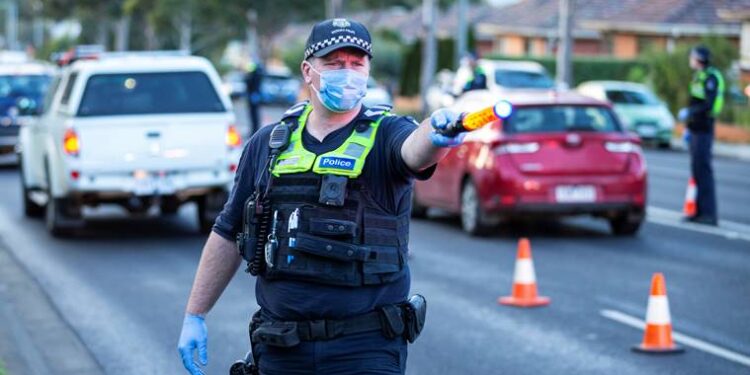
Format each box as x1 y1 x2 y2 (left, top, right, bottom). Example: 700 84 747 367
308 320 328 340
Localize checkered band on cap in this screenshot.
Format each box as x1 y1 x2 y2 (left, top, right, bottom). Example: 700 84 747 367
304 35 372 60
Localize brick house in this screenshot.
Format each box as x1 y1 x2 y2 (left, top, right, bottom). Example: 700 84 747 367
474 0 746 59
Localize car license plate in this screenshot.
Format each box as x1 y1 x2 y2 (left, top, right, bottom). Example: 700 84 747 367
134 174 155 196
555 185 596 203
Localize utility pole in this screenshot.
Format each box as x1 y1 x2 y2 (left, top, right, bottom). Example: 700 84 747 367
326 0 343 19
32 0 44 50
3 0 19 50
556 0 574 89
245 9 259 62
456 0 468 67
420 0 437 118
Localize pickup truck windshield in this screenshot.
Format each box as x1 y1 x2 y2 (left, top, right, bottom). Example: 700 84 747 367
77 71 225 116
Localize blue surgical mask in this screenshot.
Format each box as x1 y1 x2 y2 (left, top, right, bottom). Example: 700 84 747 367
308 64 368 113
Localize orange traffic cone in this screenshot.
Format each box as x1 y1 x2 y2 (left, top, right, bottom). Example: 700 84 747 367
683 177 697 217
632 273 684 353
498 238 550 307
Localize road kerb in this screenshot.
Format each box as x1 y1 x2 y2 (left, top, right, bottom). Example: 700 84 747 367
0 239 104 375
647 206 750 242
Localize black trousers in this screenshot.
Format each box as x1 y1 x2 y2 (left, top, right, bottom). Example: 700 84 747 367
255 330 407 375
688 130 717 219
247 98 261 137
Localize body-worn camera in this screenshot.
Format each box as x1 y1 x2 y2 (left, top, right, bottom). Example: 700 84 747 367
319 174 348 206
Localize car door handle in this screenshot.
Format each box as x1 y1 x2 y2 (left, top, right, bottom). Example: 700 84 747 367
146 131 161 138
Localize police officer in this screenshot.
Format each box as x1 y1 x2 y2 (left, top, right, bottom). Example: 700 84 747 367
245 60 264 137
462 52 487 93
679 45 724 226
178 18 468 375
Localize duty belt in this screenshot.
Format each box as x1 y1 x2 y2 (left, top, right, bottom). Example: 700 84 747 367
250 295 426 348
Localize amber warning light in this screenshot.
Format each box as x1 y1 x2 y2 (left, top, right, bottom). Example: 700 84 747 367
436 101 513 137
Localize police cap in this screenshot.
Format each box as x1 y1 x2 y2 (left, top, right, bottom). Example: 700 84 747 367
691 45 711 64
304 18 372 60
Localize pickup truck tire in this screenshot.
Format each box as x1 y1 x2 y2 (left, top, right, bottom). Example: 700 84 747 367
197 190 228 234
44 162 80 237
20 157 44 218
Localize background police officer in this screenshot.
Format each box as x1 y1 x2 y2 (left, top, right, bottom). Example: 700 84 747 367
679 45 724 226
462 52 487 93
178 18 466 375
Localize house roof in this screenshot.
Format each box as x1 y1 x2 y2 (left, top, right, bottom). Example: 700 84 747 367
476 0 748 38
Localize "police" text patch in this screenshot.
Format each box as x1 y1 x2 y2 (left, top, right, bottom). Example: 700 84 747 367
318 156 356 171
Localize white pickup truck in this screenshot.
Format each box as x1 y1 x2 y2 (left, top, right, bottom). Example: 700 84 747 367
18 52 242 236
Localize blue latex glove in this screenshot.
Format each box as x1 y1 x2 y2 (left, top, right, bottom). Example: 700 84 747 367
683 128 691 144
429 109 467 147
678 107 690 122
178 314 207 375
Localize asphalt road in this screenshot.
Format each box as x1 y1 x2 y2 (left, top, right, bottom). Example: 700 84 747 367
0 104 748 374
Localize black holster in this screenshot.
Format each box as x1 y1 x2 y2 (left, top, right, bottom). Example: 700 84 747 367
402 294 427 343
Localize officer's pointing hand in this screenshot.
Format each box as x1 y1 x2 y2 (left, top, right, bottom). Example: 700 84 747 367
178 314 208 375
429 108 466 147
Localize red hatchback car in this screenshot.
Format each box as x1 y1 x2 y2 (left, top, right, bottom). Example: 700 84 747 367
413 91 647 236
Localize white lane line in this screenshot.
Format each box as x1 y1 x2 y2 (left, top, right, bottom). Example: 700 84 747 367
600 309 750 367
647 206 750 242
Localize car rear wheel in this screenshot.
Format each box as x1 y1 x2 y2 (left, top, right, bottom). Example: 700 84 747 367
461 179 493 236
197 190 228 234
410 191 427 218
20 156 44 218
609 211 643 236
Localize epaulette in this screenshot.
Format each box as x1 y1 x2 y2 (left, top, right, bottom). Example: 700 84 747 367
281 100 310 122
361 104 393 120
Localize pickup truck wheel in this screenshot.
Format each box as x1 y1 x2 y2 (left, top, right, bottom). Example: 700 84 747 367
197 190 228 234
46 197 74 237
44 163 80 237
20 157 44 218
460 179 494 236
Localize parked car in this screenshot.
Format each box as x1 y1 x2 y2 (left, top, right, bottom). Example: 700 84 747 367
363 77 393 107
0 61 56 164
18 50 242 236
221 70 247 100
452 59 555 96
260 67 300 106
413 90 647 236
577 81 674 148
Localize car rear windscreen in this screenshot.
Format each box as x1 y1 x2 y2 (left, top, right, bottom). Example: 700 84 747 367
505 106 620 133
494 70 554 89
605 89 660 105
77 71 225 116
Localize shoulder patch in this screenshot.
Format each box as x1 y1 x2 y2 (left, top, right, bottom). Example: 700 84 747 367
362 104 393 119
283 101 310 117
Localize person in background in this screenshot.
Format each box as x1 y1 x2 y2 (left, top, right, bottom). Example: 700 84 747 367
245 60 264 136
678 45 724 226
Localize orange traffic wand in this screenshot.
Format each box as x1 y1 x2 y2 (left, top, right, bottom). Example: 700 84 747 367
436 101 513 137
632 273 684 354
683 177 697 217
498 238 550 308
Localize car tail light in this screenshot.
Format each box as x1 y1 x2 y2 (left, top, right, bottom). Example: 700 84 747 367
226 125 242 148
494 142 539 154
604 141 641 153
70 170 80 180
229 163 238 173
63 128 80 156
